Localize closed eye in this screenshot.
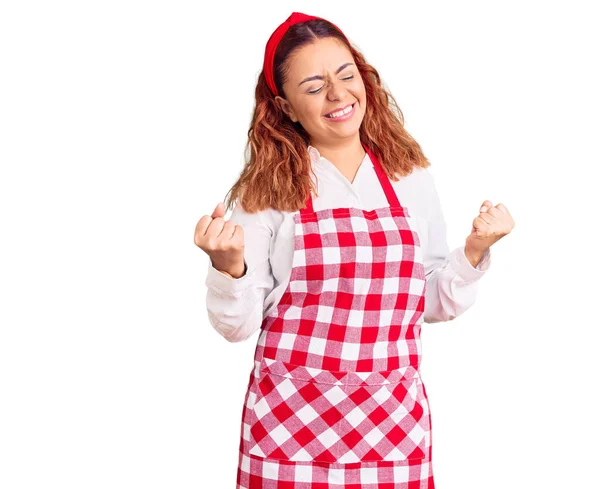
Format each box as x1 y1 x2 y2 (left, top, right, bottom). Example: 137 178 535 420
308 75 354 95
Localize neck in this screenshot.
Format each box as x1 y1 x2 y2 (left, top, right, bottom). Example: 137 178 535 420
311 134 366 171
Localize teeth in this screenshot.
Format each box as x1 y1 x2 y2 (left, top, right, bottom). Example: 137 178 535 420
327 104 353 118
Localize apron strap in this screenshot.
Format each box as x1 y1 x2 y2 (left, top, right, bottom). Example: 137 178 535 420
363 144 401 208
303 142 401 213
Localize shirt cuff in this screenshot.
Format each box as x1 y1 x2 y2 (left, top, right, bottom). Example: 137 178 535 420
205 259 252 295
448 246 492 283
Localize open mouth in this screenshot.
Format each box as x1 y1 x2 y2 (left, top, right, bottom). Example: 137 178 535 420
324 102 356 119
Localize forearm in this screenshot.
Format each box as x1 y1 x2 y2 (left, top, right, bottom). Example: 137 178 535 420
423 245 492 323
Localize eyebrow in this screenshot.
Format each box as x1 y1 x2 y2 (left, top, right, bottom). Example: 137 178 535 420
298 62 355 87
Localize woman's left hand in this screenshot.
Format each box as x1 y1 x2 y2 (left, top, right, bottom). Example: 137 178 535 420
465 200 515 263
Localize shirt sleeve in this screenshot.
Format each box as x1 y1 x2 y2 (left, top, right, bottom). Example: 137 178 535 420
422 171 492 323
204 203 275 342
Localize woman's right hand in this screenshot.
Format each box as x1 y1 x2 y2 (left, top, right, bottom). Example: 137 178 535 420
194 202 246 279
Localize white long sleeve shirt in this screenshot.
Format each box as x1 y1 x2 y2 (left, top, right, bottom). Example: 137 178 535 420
205 145 491 343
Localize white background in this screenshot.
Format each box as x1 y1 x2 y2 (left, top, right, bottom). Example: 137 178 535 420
1 1 598 488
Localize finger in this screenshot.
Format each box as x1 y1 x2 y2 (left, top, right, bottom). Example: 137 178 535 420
206 217 226 238
486 206 504 219
231 223 244 238
473 217 492 236
211 201 225 219
194 215 214 238
496 203 511 216
231 224 244 246
475 213 493 226
217 220 236 239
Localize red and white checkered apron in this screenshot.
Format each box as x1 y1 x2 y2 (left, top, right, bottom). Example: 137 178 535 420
236 144 434 488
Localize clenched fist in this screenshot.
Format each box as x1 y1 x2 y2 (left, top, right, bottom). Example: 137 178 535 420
194 202 247 279
464 200 515 266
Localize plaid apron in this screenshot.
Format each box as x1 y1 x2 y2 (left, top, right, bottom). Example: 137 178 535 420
236 143 434 488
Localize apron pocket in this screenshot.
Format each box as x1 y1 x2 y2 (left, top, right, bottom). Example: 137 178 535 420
247 357 431 464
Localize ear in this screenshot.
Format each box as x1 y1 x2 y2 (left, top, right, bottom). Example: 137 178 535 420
275 95 298 123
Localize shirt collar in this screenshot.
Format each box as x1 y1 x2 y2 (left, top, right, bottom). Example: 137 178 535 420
307 145 321 164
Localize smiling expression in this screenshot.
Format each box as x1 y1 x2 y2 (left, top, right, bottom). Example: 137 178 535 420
276 37 367 145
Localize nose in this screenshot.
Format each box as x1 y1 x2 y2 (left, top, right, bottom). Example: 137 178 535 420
326 78 348 102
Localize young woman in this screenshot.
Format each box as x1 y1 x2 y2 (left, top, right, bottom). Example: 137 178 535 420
195 11 514 489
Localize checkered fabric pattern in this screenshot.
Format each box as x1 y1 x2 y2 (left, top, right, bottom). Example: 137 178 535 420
237 451 434 488
235 144 434 487
255 206 426 373
236 369 435 488
247 357 430 463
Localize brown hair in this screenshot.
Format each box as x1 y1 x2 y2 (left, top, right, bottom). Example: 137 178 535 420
223 19 431 214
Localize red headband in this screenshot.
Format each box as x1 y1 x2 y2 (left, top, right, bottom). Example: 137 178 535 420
263 12 351 97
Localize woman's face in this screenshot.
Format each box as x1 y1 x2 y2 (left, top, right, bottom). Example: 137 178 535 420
276 37 367 145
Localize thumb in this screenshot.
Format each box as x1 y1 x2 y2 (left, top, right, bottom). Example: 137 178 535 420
211 201 225 219
479 200 493 213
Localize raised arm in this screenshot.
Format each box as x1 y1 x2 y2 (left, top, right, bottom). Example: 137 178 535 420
200 203 275 342
422 172 492 323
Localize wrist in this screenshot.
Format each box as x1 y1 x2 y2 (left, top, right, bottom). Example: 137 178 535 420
212 259 247 279
464 245 485 268
230 261 248 279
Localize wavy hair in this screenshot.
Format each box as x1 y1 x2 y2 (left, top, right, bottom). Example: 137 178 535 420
223 19 431 214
